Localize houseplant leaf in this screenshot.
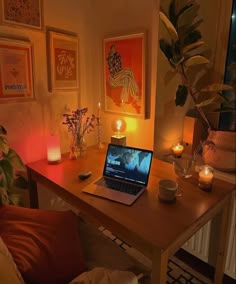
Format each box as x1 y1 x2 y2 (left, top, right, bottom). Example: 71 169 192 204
200 83 233 92
159 11 179 41
0 134 9 154
0 187 9 205
0 159 14 191
184 55 210 67
174 0 193 15
5 148 26 172
159 39 173 61
182 40 205 54
175 85 188 106
177 3 200 28
182 30 202 46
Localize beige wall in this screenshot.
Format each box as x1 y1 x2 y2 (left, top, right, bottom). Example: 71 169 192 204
0 0 232 166
0 0 159 166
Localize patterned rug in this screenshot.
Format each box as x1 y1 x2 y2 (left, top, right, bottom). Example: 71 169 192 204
167 256 212 284
98 226 212 284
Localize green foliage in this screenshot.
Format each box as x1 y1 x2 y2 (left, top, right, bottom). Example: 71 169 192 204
159 0 235 130
175 85 188 106
0 124 28 206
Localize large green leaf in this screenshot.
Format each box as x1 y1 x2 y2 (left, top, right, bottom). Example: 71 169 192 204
184 55 209 67
182 40 205 54
174 0 191 15
182 30 202 46
200 84 233 92
0 187 9 205
0 159 14 190
5 148 26 172
169 0 177 27
159 39 174 61
179 18 203 37
159 11 179 41
177 3 200 29
0 125 7 135
0 134 9 154
196 96 225 108
175 85 188 106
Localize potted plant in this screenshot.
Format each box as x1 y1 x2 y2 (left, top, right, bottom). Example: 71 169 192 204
0 124 28 205
159 0 235 171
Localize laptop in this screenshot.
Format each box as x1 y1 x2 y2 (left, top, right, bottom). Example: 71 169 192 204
82 144 153 205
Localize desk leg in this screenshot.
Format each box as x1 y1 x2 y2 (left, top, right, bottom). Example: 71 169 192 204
27 170 39 209
213 193 234 284
151 249 168 284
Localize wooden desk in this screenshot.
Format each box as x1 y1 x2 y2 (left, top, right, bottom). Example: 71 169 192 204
26 145 235 284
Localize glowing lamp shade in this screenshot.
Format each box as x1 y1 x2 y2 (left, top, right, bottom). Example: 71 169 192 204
111 118 127 146
47 135 61 164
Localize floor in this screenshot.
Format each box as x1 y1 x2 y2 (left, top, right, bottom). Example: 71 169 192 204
175 249 235 284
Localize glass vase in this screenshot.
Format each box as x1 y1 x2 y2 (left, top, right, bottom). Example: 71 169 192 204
69 135 87 159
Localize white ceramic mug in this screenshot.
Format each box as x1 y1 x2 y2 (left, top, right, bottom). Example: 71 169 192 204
158 179 183 202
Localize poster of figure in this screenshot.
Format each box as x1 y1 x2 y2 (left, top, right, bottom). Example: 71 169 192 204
104 32 146 118
0 38 34 103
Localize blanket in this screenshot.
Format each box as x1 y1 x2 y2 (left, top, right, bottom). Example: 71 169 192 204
69 267 138 284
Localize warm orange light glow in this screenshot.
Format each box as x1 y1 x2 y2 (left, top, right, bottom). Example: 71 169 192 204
111 118 127 137
199 166 214 183
172 143 184 156
125 117 137 133
47 135 61 164
98 102 101 118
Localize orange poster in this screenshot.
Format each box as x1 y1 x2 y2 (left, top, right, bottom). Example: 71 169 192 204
104 32 146 118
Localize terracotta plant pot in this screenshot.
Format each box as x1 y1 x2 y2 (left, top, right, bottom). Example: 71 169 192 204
202 130 236 172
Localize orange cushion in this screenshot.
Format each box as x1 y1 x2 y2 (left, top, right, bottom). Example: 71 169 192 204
0 205 86 284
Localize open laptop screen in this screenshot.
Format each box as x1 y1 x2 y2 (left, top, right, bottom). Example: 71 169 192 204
103 144 153 186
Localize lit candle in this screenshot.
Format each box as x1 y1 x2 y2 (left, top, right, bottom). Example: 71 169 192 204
47 135 61 164
198 165 214 191
172 143 184 157
98 102 101 119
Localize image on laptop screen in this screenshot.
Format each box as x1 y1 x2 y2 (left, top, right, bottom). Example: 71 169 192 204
103 144 153 186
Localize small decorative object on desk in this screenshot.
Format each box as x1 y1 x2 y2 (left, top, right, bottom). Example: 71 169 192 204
96 102 104 149
63 107 97 159
173 154 195 179
198 165 214 192
172 143 184 158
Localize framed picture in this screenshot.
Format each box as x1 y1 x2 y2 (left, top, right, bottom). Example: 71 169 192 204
47 31 79 91
0 37 34 103
1 0 43 30
104 32 146 118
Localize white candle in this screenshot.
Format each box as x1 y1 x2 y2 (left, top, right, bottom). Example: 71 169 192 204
98 102 101 118
199 167 213 183
172 143 184 156
198 165 214 191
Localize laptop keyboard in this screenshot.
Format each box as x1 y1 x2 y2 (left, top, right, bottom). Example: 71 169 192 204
96 178 143 196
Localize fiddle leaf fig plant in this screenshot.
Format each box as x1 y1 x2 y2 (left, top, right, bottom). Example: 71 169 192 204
0 124 28 206
159 0 234 131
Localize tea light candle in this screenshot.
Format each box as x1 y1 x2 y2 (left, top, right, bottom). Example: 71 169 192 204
198 165 214 191
172 143 184 157
47 135 61 164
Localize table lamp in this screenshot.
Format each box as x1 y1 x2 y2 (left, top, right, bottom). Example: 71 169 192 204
111 118 126 146
47 135 61 164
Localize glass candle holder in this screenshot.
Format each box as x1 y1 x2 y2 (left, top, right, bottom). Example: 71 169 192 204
198 165 214 192
172 143 184 157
